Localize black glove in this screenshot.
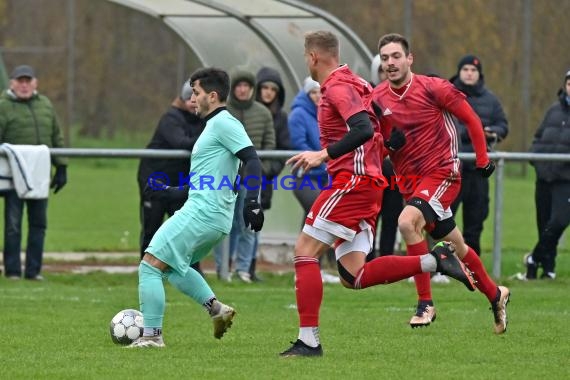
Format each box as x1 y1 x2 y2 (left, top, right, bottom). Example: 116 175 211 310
51 165 67 194
384 128 406 151
477 161 496 178
243 198 264 232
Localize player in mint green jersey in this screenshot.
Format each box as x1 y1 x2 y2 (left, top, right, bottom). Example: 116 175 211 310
129 67 265 348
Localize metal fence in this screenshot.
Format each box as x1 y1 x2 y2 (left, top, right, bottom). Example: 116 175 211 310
4 148 570 278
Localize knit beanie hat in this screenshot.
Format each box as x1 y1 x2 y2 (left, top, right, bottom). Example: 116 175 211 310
457 55 482 74
180 80 192 101
303 76 320 93
565 69 570 81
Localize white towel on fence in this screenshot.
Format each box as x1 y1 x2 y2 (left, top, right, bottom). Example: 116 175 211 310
0 143 51 199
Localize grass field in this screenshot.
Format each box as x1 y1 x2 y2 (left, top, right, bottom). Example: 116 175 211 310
2 266 569 380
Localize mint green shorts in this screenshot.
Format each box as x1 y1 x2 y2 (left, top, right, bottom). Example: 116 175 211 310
146 206 225 275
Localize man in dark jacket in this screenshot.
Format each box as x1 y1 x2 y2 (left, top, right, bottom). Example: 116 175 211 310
137 81 204 273
450 55 509 256
523 69 570 280
0 65 67 280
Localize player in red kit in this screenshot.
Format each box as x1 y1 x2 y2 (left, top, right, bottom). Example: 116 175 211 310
279 31 476 358
370 33 510 334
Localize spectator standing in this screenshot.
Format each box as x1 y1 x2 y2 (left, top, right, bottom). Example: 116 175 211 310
137 81 204 274
523 69 570 280
252 67 290 281
0 65 67 280
450 55 509 256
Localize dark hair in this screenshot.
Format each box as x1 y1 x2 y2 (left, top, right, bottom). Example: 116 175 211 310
190 67 230 102
304 30 339 57
378 33 410 56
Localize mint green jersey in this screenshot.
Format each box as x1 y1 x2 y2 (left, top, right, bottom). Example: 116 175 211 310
182 108 252 233
146 108 252 275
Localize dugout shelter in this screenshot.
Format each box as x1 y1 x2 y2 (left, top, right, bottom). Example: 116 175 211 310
108 0 373 110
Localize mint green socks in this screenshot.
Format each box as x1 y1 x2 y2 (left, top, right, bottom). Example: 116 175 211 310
139 260 165 332
166 266 215 306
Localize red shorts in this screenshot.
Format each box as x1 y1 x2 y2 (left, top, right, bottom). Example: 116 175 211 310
304 173 384 245
405 169 461 220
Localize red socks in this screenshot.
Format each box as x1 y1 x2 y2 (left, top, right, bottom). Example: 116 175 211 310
407 240 432 301
294 256 322 327
356 255 421 288
462 246 498 302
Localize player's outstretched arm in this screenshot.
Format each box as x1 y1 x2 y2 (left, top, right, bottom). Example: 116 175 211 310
450 99 494 177
235 146 264 232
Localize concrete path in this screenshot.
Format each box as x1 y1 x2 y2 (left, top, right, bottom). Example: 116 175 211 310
0 244 295 275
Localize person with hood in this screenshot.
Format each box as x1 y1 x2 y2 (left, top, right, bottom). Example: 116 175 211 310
522 69 570 280
214 66 275 283
255 67 290 198
0 65 67 281
253 67 290 281
450 55 509 256
137 80 204 275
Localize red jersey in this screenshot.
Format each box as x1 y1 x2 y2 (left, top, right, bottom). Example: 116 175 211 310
370 74 463 193
318 65 383 178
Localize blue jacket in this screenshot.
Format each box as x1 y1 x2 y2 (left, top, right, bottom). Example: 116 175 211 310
287 90 327 179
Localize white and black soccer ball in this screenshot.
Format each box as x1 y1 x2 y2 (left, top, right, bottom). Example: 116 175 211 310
109 309 144 345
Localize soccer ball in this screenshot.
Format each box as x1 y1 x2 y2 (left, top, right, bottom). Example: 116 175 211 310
109 309 144 345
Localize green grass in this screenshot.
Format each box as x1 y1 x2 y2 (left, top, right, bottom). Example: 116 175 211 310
2 261 569 380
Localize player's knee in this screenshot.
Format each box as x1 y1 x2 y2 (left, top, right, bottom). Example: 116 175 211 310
402 198 437 237
293 241 314 258
398 216 418 238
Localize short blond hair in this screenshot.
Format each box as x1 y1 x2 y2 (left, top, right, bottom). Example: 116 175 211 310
304 30 339 57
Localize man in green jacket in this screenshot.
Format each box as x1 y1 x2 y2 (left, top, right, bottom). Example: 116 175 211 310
0 65 67 280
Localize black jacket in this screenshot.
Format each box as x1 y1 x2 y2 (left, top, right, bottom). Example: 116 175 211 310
450 76 509 171
530 90 570 182
137 105 203 191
